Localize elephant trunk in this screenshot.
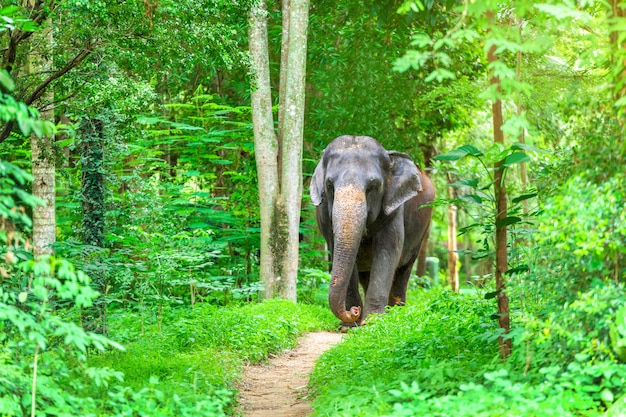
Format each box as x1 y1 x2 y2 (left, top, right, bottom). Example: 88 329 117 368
328 185 367 323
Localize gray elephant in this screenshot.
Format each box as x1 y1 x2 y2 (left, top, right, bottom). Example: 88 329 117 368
310 135 435 325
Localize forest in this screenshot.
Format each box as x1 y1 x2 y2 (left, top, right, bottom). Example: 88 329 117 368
2 0 626 416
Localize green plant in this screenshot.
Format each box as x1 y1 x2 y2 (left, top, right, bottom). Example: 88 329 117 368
310 289 499 416
529 172 626 300
86 299 337 416
310 285 626 417
0 256 128 416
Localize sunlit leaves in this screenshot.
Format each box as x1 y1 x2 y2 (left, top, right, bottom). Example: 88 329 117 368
534 3 593 22
434 144 484 160
502 152 530 168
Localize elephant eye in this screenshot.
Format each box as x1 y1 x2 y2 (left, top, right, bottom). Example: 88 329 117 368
366 178 381 192
325 178 334 192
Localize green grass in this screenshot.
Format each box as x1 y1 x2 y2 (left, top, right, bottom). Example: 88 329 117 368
309 286 626 417
309 288 499 416
88 299 337 415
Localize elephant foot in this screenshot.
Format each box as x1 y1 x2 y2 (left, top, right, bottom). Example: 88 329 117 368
338 320 363 333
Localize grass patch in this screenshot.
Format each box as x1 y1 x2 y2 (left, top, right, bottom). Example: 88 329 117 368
310 288 498 416
88 299 337 416
310 286 626 417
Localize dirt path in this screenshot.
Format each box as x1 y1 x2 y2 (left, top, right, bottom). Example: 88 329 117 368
238 331 344 417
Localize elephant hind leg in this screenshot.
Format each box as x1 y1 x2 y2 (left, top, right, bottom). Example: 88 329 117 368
388 260 417 306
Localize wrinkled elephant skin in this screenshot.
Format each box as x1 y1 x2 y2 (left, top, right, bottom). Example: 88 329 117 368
310 135 435 325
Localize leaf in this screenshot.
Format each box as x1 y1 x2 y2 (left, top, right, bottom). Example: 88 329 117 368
425 68 456 83
16 115 31 136
495 216 522 227
434 145 484 161
0 69 15 91
601 389 614 403
448 178 479 188
534 3 592 21
459 194 483 205
505 265 529 275
485 290 501 300
512 192 538 204
409 33 431 48
510 142 545 153
502 152 531 167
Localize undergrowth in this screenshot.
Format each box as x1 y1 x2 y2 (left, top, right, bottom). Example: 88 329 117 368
310 286 626 417
310 288 499 416
88 299 337 415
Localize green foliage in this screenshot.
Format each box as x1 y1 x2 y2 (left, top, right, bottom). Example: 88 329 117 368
306 0 482 159
310 289 499 416
88 300 337 414
527 172 626 300
54 92 262 310
0 160 234 417
312 286 626 417
0 160 41 237
0 62 53 139
103 299 336 361
611 304 626 362
0 256 126 416
434 142 538 266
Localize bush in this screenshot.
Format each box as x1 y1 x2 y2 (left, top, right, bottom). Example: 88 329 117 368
310 289 499 416
87 299 337 414
311 286 626 417
528 172 626 302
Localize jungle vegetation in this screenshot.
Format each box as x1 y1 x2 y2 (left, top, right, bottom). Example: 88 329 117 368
1 0 626 416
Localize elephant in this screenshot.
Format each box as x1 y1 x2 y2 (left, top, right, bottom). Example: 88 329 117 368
310 135 435 326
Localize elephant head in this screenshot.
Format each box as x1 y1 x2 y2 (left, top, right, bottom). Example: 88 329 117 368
310 135 423 323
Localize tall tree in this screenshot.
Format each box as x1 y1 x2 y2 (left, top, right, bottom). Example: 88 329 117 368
249 0 309 300
446 172 459 292
79 117 105 247
487 9 512 359
29 9 55 259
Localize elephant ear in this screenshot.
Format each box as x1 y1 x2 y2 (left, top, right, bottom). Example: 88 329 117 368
310 158 325 206
383 151 422 216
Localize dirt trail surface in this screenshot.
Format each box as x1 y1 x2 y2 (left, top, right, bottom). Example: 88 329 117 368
239 331 344 417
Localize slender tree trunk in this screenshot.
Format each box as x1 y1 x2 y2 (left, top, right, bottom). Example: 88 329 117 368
488 10 512 359
80 118 105 247
446 173 459 292
30 12 55 259
31 132 55 258
610 0 626 105
417 146 435 278
516 24 529 216
249 0 309 301
249 1 281 297
277 0 309 301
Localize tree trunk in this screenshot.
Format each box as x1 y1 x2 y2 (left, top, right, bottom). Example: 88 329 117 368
249 1 281 298
487 10 512 359
249 0 309 301
30 11 55 259
446 173 459 292
277 0 309 301
610 0 626 104
80 118 105 247
516 25 529 212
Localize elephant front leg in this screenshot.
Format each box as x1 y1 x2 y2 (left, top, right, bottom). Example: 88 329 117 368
362 221 403 320
340 266 363 329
